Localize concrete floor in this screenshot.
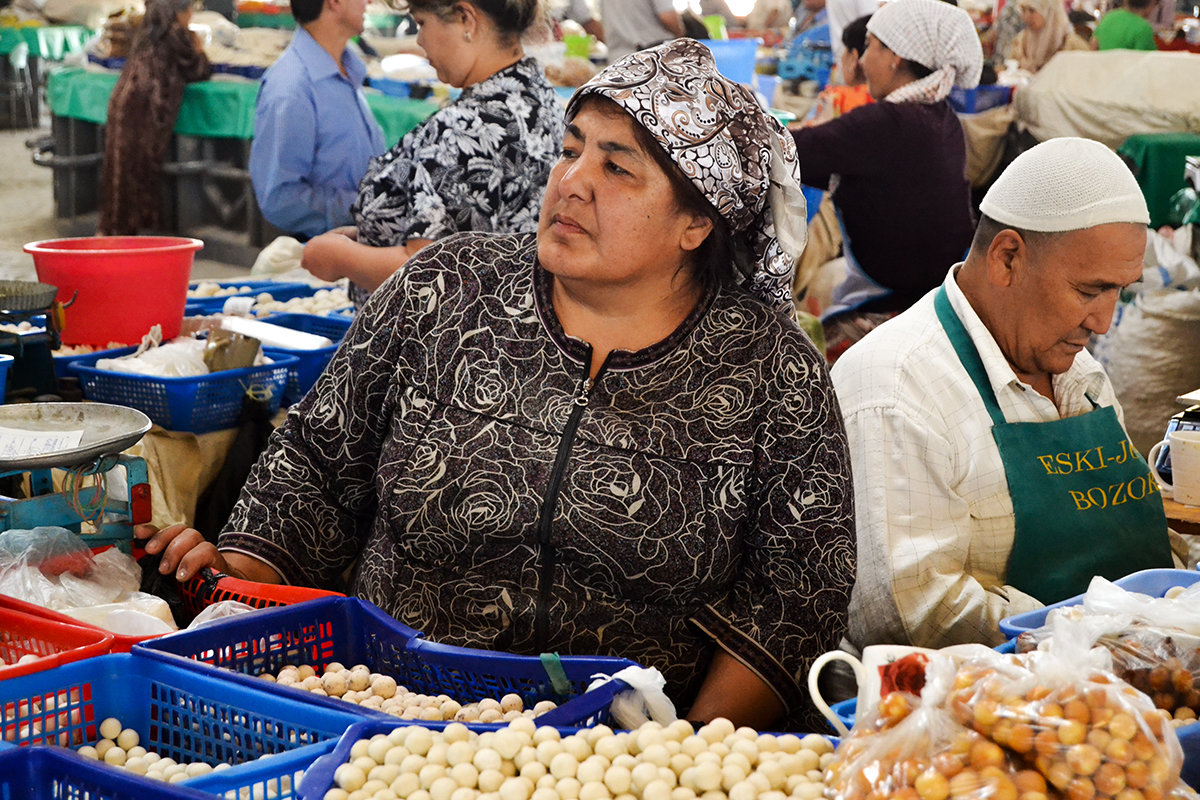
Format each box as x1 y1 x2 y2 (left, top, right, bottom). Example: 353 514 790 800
0 123 250 284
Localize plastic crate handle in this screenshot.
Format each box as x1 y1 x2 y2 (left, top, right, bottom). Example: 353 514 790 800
539 652 573 698
180 567 344 617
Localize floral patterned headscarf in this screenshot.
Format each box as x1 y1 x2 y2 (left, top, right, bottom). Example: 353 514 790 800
566 38 808 316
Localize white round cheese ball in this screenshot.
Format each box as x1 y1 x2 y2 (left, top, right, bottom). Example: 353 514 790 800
98 718 122 741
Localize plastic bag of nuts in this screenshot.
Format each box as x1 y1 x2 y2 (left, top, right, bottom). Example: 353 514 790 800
825 654 1052 800
948 619 1185 800
1017 623 1200 727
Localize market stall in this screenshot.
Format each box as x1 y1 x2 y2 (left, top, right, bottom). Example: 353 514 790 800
0 23 91 127
36 67 438 251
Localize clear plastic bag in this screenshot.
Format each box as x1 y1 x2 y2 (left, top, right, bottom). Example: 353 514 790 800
826 654 1047 800
826 620 1190 800
950 618 1184 800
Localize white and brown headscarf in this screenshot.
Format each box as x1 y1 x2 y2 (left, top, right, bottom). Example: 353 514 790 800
866 0 982 105
566 38 808 316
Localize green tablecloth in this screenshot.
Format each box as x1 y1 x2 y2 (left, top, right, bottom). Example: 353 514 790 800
0 24 91 59
1118 132 1200 229
47 67 438 144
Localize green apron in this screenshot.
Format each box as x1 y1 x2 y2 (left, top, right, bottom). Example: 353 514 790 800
934 286 1172 604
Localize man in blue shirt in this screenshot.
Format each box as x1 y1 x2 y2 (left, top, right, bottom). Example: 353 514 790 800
249 0 386 240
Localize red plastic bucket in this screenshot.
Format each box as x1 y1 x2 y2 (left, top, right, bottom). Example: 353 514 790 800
23 236 203 346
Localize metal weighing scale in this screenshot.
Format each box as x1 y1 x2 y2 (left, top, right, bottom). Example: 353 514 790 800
0 279 71 400
0 403 153 552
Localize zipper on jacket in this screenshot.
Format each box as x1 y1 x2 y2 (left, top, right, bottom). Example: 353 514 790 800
534 353 608 651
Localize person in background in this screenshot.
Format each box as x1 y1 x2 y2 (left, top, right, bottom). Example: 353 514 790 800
599 0 684 61
1094 0 1159 50
248 0 386 241
792 0 829 35
98 0 210 236
135 39 855 733
744 0 797 32
299 0 563 303
803 13 873 125
834 137 1175 650
563 0 605 42
987 0 1025 68
1006 0 1089 72
791 0 981 362
826 0 878 56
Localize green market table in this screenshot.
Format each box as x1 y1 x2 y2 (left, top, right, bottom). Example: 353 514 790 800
0 24 91 126
38 67 438 255
1118 132 1200 229
47 66 437 143
0 24 91 59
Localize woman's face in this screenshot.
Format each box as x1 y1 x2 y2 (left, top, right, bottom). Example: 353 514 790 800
860 34 899 100
412 7 472 87
1019 4 1046 31
537 103 711 293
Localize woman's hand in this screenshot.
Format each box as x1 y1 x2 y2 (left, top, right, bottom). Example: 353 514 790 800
134 525 284 584
301 228 359 282
135 523 230 582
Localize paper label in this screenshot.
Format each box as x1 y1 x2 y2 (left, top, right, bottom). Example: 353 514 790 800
0 425 85 459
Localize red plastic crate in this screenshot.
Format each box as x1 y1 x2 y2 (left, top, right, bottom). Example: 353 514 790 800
0 592 153 654
0 606 114 679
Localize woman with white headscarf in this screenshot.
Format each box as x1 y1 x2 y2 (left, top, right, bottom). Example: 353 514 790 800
137 39 856 733
791 0 983 362
1007 0 1090 73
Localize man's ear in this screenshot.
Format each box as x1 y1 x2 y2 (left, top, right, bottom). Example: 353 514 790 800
985 228 1026 288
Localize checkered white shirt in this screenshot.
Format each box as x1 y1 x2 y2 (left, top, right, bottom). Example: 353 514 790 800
830 268 1121 649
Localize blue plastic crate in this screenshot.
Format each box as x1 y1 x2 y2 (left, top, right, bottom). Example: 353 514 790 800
0 653 364 770
698 38 761 86
998 568 1200 638
185 740 336 800
260 313 353 405
0 746 217 800
185 281 315 316
949 85 1014 114
135 596 638 729
68 348 298 433
0 354 11 397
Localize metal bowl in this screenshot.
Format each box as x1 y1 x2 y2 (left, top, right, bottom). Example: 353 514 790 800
0 402 152 471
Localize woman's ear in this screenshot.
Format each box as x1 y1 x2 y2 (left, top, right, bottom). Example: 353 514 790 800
679 214 714 253
454 1 479 32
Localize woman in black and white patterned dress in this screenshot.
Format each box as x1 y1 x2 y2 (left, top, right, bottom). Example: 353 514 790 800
140 40 855 732
300 0 564 302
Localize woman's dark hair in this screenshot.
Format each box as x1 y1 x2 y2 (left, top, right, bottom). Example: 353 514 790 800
406 0 541 41
900 58 934 79
133 0 194 49
842 14 871 56
571 96 751 296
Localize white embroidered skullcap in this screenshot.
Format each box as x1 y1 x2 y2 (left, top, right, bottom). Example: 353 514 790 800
867 0 982 89
980 137 1149 232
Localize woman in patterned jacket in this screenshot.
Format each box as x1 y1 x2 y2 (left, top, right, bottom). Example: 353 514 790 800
139 39 856 731
299 0 564 304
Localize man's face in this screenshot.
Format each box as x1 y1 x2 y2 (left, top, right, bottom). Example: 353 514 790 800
999 222 1145 378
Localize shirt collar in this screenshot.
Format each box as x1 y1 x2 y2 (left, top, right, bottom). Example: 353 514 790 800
293 27 367 86
941 265 1108 401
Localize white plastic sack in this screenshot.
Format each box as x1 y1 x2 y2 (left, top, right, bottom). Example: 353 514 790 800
1091 287 1200 455
188 600 259 629
1144 225 1200 290
586 666 677 729
95 337 209 378
60 590 176 635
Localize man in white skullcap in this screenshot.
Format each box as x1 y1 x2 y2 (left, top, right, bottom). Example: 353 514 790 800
832 137 1175 650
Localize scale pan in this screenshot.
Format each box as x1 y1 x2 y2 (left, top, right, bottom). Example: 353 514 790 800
0 403 152 471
